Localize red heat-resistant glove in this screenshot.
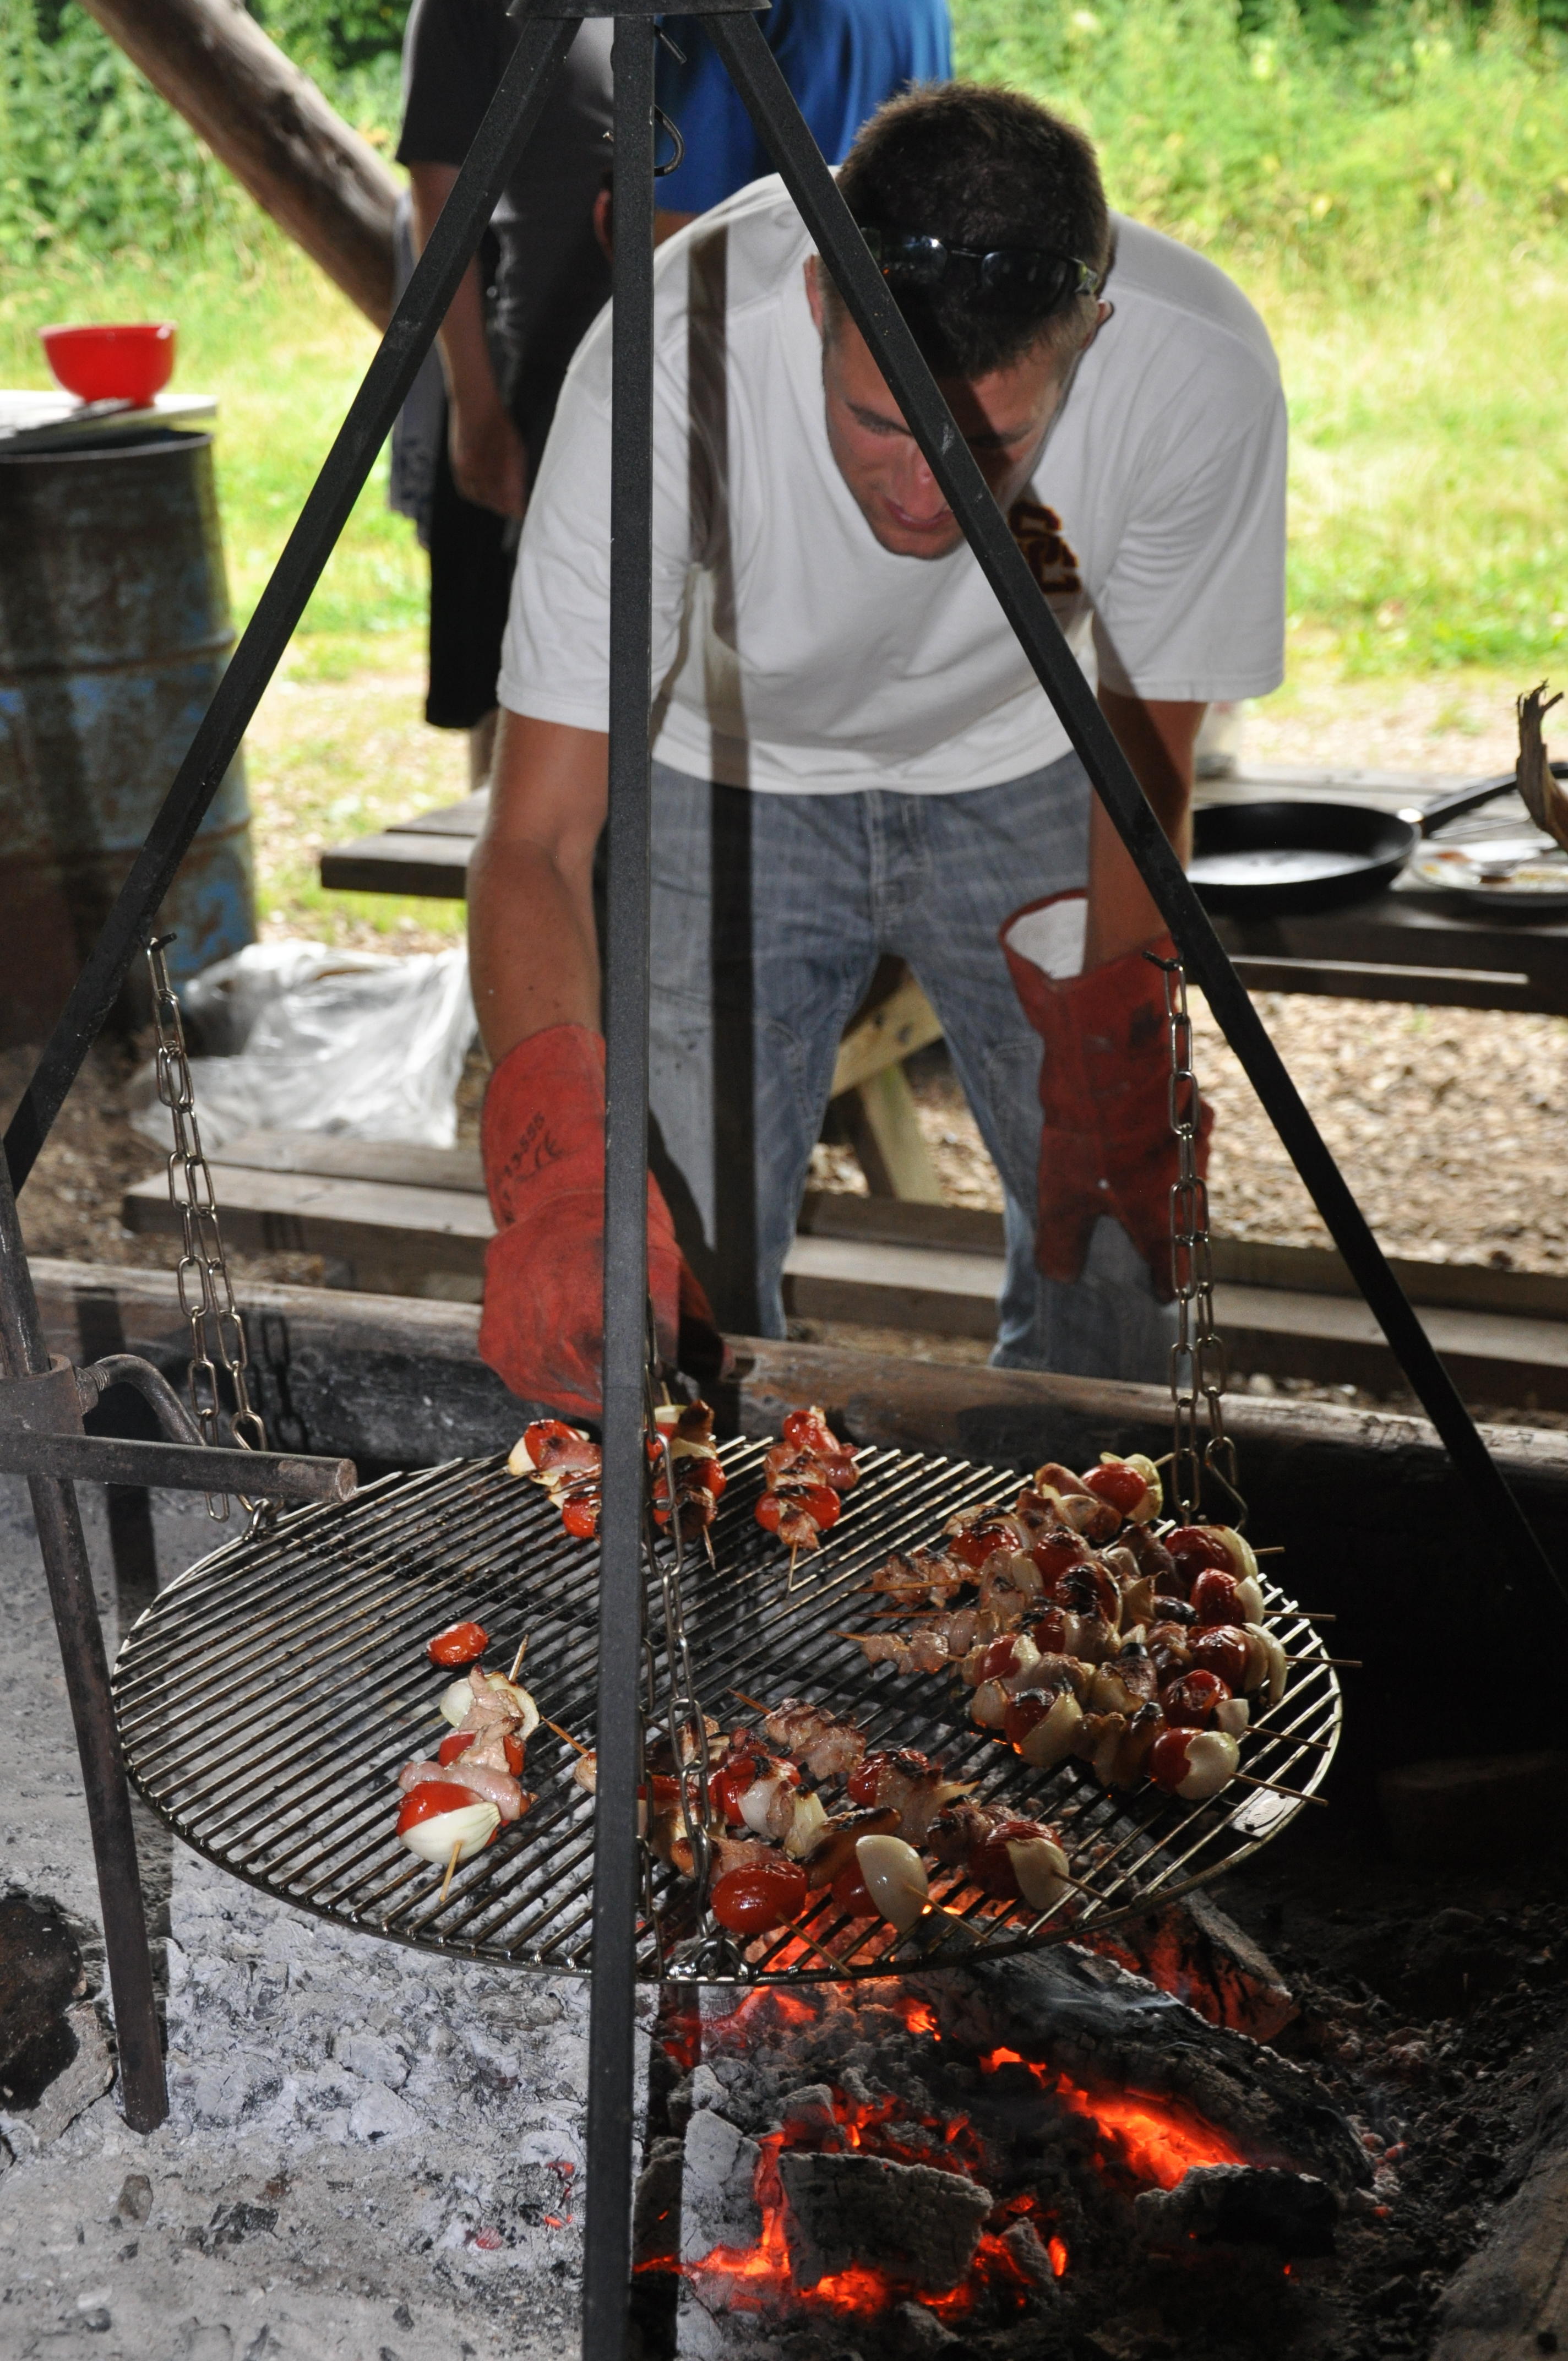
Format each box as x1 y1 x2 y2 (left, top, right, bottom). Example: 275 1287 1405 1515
478 1024 690 1418
1001 890 1212 1302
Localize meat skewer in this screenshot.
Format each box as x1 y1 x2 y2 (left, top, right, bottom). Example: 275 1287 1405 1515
754 1406 857 1581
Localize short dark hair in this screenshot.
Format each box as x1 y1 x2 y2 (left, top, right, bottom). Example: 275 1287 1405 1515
827 84 1112 378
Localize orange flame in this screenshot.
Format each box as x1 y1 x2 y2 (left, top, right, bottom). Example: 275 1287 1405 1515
979 2048 1245 2189
656 2022 1237 2323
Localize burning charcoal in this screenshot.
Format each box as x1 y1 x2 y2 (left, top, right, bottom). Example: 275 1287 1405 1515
777 2151 993 2294
1133 2163 1337 2257
681 2109 763 2264
1001 2216 1065 2294
633 2136 684 2268
905 1929 1369 2194
778 2084 840 2143
1093 1891 1296 2044
891 2300 968 2355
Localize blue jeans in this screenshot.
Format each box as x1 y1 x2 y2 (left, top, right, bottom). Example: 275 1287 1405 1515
646 755 1175 1383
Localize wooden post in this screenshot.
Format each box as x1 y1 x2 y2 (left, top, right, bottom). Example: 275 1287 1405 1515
78 0 399 329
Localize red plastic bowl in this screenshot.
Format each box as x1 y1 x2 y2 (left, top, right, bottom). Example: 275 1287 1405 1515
39 322 176 407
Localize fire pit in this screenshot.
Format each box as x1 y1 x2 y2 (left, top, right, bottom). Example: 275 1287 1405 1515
630 1932 1370 2358
112 1435 1339 1978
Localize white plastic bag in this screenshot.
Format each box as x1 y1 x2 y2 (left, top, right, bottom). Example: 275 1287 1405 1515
133 940 477 1152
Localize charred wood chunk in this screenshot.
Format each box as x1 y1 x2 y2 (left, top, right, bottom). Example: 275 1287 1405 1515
908 1922 1369 2195
633 2136 685 2268
1095 1890 1297 2044
1135 2162 1338 2257
680 2108 763 2265
776 2150 993 2294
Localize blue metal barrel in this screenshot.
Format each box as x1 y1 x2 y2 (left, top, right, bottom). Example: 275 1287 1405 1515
0 428 255 1047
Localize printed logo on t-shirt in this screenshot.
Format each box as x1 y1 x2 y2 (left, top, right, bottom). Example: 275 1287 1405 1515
1009 497 1082 602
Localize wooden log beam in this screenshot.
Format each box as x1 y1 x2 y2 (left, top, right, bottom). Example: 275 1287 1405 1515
78 0 399 328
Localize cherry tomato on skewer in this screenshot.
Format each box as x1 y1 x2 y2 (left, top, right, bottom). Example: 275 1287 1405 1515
1162 1669 1231 1728
711 1857 808 1935
1081 1461 1148 1516
1188 1623 1250 1690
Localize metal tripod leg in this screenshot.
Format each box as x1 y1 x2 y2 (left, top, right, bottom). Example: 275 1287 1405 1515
583 18 658 2357
706 5 1563 1617
0 1157 167 2131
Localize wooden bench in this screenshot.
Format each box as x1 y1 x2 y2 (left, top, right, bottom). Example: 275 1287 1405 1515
123 1129 1568 1410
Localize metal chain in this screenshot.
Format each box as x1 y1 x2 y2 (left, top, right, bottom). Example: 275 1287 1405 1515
146 935 268 1522
640 1312 737 1978
1148 950 1245 1529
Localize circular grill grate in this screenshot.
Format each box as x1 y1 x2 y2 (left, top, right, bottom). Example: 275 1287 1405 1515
113 1440 1340 1982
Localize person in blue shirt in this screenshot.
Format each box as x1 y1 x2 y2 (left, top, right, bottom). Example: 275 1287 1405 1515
653 0 952 240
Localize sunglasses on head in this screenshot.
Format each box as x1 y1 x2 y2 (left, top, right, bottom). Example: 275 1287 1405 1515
858 226 1103 313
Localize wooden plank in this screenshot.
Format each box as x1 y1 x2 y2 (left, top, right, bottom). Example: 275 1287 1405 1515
798 1190 1006 1257
210 1128 485 1195
318 832 472 899
1226 956 1544 1015
829 971 943 1097
123 1165 492 1275
1209 1236 1568 1324
782 1231 1004 1340
389 790 490 837
840 1065 944 1201
1213 1283 1568 1411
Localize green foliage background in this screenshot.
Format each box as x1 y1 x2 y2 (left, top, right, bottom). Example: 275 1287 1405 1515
1 0 1565 675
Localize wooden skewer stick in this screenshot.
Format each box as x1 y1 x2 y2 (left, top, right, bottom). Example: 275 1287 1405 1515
1248 1723 1333 1754
508 1635 530 1682
1267 1608 1336 1622
1281 1653 1361 1669
545 1718 591 1755
439 1840 464 1905
1253 1544 1285 1556
1232 1771 1327 1807
731 1690 771 1717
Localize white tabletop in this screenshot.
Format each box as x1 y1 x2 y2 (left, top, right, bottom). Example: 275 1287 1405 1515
0 389 217 446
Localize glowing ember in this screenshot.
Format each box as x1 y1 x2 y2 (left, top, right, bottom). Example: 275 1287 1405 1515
980 2048 1246 2189
896 1996 940 2038
1048 2234 1069 2277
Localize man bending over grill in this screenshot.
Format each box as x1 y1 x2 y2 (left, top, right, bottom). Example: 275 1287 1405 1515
466 84 1287 1417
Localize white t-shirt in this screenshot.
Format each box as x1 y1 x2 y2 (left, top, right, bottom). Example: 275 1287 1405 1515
498 176 1287 796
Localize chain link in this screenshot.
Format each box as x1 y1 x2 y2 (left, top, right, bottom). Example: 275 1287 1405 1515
641 1312 738 1979
1148 950 1245 1529
146 935 269 1522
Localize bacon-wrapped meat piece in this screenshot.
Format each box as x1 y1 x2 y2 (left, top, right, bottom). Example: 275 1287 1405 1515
758 1697 867 1783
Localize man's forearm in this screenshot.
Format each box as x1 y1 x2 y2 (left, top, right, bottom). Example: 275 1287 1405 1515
1084 691 1204 967
468 711 609 1063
